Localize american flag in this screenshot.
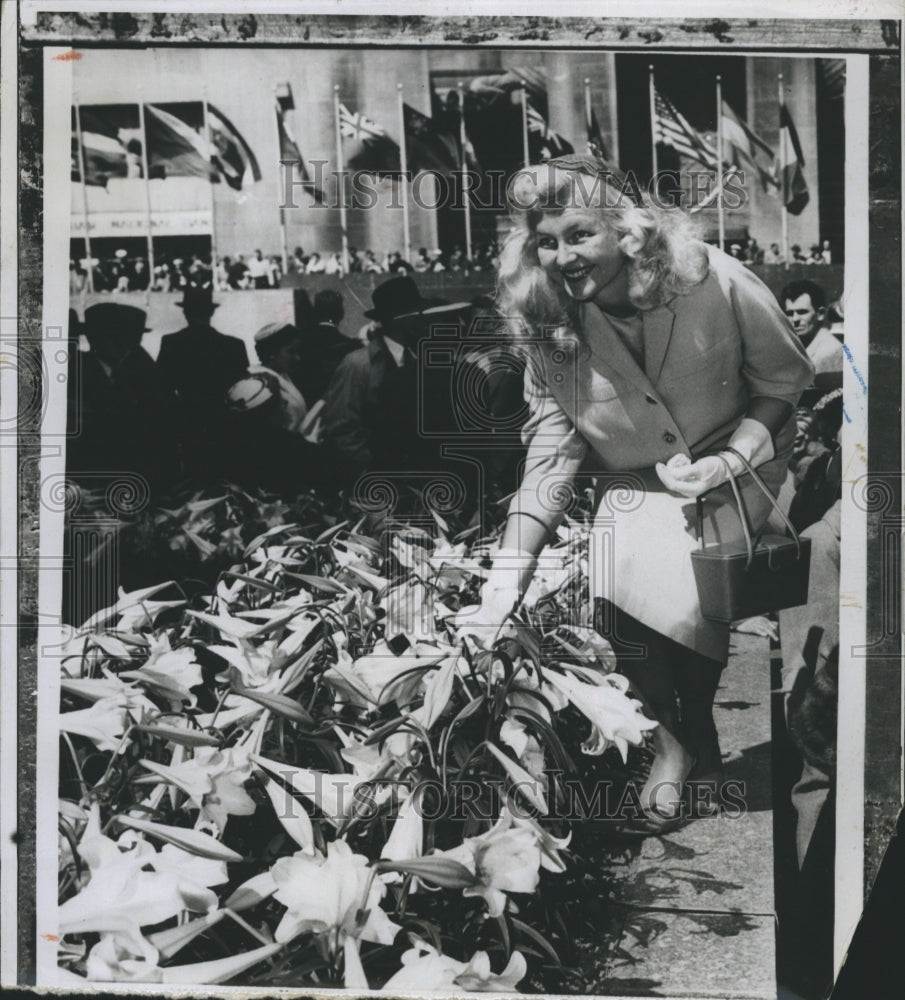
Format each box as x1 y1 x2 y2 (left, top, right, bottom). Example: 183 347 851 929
652 89 718 170
338 103 388 143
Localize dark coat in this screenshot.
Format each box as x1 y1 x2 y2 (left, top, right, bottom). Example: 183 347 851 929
156 324 249 415
296 322 363 405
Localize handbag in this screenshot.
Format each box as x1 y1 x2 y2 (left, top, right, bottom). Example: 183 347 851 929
691 447 811 623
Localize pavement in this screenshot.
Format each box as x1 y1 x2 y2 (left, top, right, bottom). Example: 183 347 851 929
592 632 777 998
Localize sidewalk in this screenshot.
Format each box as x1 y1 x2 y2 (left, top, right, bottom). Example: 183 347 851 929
595 632 777 998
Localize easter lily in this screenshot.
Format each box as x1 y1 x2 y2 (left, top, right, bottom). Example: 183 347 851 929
271 839 400 947
434 811 543 917
545 669 658 760
59 696 130 752
382 940 527 993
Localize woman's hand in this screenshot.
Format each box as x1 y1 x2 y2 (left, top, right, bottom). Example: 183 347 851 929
454 548 537 647
655 453 729 498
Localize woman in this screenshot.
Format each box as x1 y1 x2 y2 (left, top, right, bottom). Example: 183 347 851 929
465 155 814 833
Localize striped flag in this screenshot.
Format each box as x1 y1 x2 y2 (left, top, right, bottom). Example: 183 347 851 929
652 88 718 170
779 104 810 215
276 99 324 202
207 103 262 191
144 102 261 191
75 105 143 186
719 100 778 192
338 102 401 174
526 102 573 161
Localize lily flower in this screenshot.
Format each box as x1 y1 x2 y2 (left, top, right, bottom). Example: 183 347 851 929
382 940 527 993
434 812 543 917
120 634 203 706
271 839 400 948
59 696 129 752
141 746 256 832
545 669 658 760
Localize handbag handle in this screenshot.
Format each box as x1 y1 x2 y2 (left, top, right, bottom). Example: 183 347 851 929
696 447 803 571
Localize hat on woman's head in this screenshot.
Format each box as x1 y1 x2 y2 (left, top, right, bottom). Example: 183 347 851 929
542 152 643 207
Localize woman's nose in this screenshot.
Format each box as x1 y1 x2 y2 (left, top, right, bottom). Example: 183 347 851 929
556 243 575 267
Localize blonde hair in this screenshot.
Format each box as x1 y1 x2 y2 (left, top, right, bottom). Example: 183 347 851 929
496 162 709 340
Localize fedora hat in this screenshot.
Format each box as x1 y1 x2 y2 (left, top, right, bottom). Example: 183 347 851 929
364 276 470 322
83 302 150 335
177 285 219 311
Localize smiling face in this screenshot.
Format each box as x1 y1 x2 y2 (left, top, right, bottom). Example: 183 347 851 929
534 208 629 309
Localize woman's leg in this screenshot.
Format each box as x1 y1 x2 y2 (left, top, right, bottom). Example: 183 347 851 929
598 601 694 816
674 649 724 779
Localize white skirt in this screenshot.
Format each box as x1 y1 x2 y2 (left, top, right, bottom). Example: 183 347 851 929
589 452 790 663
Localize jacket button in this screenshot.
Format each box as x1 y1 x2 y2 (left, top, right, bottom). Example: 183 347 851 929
646 394 658 404
663 432 676 444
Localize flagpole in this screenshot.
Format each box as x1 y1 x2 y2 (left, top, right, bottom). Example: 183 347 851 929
520 80 530 169
201 88 220 288
137 100 156 288
457 82 473 266
716 74 725 253
396 84 412 265
584 77 593 154
333 86 350 274
778 72 790 270
272 86 289 277
72 94 95 293
648 65 658 178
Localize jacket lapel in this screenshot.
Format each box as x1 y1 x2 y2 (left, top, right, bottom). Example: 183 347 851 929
580 301 652 393
642 300 677 385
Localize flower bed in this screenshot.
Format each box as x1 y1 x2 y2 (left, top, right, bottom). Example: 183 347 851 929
57 488 655 990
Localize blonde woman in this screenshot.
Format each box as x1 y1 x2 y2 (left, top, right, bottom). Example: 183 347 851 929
466 155 814 833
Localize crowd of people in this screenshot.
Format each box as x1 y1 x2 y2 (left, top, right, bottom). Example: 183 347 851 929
70 235 836 296
68 241 507 295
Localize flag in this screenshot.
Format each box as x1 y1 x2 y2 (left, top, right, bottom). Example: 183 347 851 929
462 68 545 176
207 103 262 191
76 105 143 186
526 101 574 161
276 100 324 203
719 100 778 192
144 102 261 190
402 103 458 173
338 103 401 175
144 103 214 181
586 106 609 161
652 88 718 170
779 104 810 215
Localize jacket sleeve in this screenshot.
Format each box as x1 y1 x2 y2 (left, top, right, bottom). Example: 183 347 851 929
321 353 372 472
506 349 589 537
727 261 816 405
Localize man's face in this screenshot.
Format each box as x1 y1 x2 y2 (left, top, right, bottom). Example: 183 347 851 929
784 293 824 340
264 338 302 377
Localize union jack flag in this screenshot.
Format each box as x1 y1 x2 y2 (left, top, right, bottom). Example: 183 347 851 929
338 103 401 174
339 104 388 143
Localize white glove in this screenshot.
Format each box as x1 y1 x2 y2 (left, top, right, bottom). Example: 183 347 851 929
455 548 537 646
655 453 728 498
655 419 775 498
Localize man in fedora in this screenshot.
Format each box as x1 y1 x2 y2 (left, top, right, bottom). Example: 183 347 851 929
294 289 362 407
320 275 468 480
70 302 180 492
156 285 249 468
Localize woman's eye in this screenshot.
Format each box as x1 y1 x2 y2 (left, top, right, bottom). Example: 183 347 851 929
537 237 557 251
569 230 593 243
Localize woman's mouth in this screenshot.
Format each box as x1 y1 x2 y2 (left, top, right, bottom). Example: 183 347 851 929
562 265 593 283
